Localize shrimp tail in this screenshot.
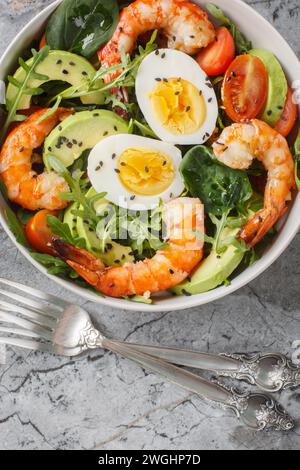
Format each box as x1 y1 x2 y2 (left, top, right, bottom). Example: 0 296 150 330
52 238 105 287
239 206 287 247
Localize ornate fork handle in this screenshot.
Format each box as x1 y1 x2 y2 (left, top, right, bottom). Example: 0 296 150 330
110 342 300 393
73 322 294 432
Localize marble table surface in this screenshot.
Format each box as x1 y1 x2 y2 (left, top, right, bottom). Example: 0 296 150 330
0 0 299 451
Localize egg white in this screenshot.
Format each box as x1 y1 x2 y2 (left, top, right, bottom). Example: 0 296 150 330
136 49 218 145
88 134 185 211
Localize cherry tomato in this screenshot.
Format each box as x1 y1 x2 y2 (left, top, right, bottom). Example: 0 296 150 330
275 87 298 137
39 34 47 50
222 54 268 122
26 210 57 255
196 27 235 76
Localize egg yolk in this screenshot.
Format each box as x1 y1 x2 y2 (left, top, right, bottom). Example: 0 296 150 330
117 147 175 196
149 78 206 135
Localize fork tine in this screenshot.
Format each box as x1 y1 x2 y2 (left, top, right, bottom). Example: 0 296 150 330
0 336 53 353
0 299 57 328
0 310 52 339
0 278 66 312
0 287 61 317
0 325 52 340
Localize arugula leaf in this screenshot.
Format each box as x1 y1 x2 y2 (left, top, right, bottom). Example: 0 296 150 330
45 155 106 227
4 207 29 247
0 47 50 142
46 0 119 58
53 30 158 103
294 128 300 191
206 3 252 54
46 215 86 248
124 295 153 305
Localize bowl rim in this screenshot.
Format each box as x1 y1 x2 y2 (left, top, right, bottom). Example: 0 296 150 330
0 0 299 312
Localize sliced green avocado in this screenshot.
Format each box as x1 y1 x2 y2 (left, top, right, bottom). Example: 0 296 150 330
76 188 134 267
171 228 244 296
43 110 128 168
63 202 79 238
249 49 287 127
6 50 104 110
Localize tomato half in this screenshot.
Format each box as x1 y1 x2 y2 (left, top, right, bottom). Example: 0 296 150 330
39 34 47 50
196 27 235 76
275 87 298 137
26 210 57 255
222 54 268 122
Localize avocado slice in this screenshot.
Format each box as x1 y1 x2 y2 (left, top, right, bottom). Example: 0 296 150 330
6 50 104 110
43 110 129 167
76 188 134 267
171 228 244 296
249 49 287 127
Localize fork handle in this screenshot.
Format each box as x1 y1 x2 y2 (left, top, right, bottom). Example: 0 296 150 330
114 340 240 371
101 337 294 431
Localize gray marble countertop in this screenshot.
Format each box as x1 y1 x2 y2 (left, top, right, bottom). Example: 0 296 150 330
0 0 299 451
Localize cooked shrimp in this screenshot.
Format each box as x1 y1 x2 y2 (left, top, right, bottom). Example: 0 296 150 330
53 197 205 297
98 0 215 81
213 119 295 247
0 108 72 211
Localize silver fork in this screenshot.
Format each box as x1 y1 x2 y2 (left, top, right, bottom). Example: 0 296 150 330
0 279 298 393
0 278 294 432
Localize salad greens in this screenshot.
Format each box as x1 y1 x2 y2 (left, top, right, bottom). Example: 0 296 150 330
206 3 252 54
0 47 50 142
180 146 252 252
46 0 119 59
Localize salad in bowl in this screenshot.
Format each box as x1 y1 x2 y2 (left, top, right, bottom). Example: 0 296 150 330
0 0 299 307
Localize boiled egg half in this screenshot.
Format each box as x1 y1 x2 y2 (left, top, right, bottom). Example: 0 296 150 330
136 49 218 145
88 134 184 211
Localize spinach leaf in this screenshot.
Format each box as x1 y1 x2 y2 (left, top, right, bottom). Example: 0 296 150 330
206 3 252 54
180 146 252 216
180 146 252 252
46 0 119 59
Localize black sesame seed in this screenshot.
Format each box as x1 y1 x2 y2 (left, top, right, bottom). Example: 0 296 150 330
112 153 116 159
170 193 174 198
129 251 134 256
48 146 52 152
186 106 191 112
67 142 73 149
93 113 99 117
121 254 126 260
161 53 166 59
175 91 180 96
130 195 136 200
100 161 104 167
103 131 108 136
155 50 159 56
169 269 174 274
206 82 213 88
267 110 273 116
69 61 76 66
58 126 62 131
182 289 192 297
78 142 83 147
106 243 113 250
190 35 195 39
72 139 78 145
115 169 121 174
208 97 213 103
56 59 62 65
55 143 61 149
232 71 237 77
163 160 167 166
88 228 93 232
119 26 123 32
226 76 232 82
215 141 223 146
114 126 118 131
62 69 69 75
199 90 203 95
120 162 126 166
155 77 162 82
145 166 149 173
19 146 24 152
187 277 192 283
278 105 283 110
114 259 120 264
95 165 101 171
84 220 89 225
82 71 88 76
217 255 221 259
222 146 229 152
73 218 77 223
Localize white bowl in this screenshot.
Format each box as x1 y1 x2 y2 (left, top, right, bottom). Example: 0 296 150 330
0 0 299 312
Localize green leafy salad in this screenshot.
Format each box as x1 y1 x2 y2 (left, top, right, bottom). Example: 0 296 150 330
0 0 298 304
